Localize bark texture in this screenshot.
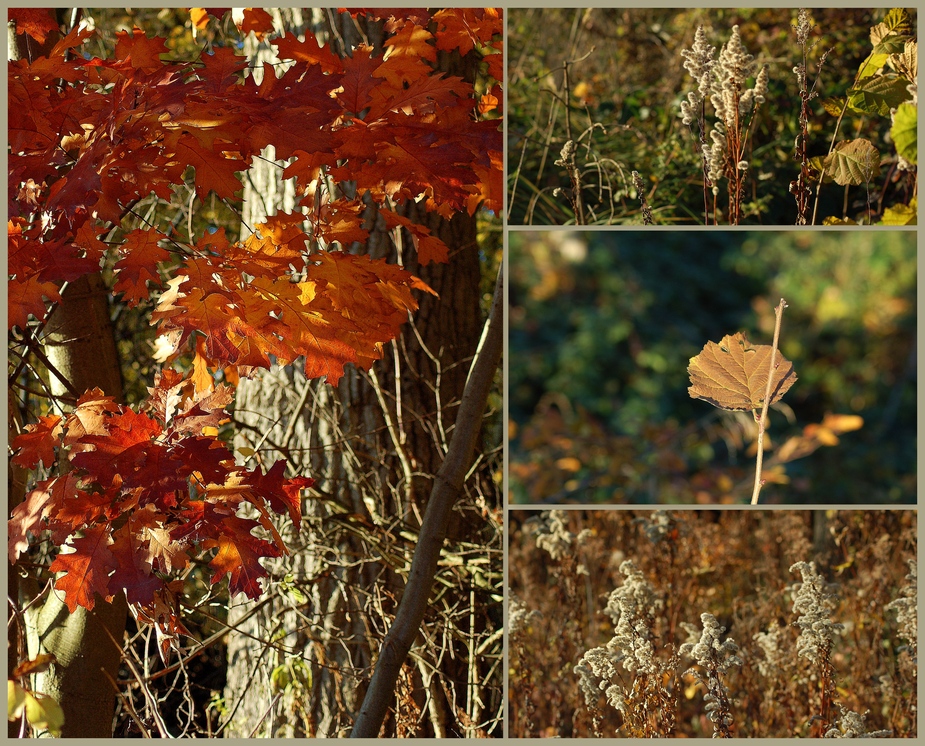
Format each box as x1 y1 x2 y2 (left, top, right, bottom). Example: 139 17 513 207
220 11 501 738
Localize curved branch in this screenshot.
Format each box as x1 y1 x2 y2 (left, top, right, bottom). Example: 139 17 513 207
350 265 503 737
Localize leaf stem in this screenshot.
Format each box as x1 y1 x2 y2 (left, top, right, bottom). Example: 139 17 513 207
751 298 787 505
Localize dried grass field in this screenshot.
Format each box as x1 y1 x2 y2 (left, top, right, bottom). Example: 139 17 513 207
508 509 916 738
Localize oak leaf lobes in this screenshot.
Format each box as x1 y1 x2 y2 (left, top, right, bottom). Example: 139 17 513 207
687 332 797 411
9 381 315 625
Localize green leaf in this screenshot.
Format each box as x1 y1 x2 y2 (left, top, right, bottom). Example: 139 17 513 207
822 216 858 225
270 664 291 693
848 74 913 116
872 34 913 55
24 692 64 737
823 139 881 186
891 101 917 164
856 52 889 80
808 155 832 182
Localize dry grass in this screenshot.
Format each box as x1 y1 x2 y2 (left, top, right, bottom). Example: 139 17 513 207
508 509 916 738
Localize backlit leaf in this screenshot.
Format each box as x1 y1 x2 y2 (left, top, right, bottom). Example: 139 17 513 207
12 654 56 679
687 332 797 412
48 524 117 613
891 101 917 165
24 692 64 737
822 139 881 186
848 74 913 116
11 415 63 469
8 680 26 721
879 199 917 225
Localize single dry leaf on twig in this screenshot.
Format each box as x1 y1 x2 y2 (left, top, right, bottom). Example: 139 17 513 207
688 332 797 412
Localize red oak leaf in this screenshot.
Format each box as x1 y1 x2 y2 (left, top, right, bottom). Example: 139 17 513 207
49 524 117 612
433 8 501 56
145 526 190 575
167 130 244 201
114 28 169 70
189 8 212 31
273 32 342 74
69 409 162 485
383 19 436 62
11 414 63 469
197 46 247 93
8 474 82 563
239 8 274 39
8 274 60 329
243 459 313 528
378 209 450 265
63 389 121 448
108 523 162 606
113 227 170 305
209 516 282 599
9 8 59 44
339 44 383 115
49 485 122 544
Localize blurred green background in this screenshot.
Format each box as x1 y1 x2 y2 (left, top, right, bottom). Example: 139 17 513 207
509 231 916 504
508 7 917 225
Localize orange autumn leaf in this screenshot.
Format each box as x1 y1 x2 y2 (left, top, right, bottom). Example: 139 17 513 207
11 415 63 470
48 524 117 613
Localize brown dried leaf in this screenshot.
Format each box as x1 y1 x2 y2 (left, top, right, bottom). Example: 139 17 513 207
12 653 56 679
688 332 797 412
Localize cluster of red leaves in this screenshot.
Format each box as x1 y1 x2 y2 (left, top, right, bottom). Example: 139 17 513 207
9 372 312 652
7 7 501 636
8 7 503 373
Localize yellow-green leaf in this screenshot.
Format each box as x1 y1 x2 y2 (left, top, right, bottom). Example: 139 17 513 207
856 52 889 80
820 97 846 117
24 692 64 737
872 34 913 55
891 101 917 164
7 681 26 721
870 8 913 45
879 200 917 226
848 74 913 116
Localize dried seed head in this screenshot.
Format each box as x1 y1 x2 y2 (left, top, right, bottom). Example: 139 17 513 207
790 561 844 664
754 64 769 103
794 8 812 45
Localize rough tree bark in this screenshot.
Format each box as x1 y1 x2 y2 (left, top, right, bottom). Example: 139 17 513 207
219 10 501 738
9 11 129 737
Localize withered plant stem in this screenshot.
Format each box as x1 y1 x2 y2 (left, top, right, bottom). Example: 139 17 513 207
751 298 787 505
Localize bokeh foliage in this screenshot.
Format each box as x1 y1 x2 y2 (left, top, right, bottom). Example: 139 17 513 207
509 230 916 504
508 7 917 225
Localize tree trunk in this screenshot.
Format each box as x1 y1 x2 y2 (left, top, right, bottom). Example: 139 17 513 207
220 11 501 738
20 277 129 738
